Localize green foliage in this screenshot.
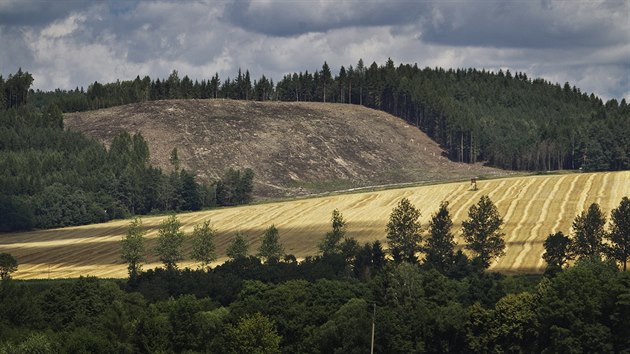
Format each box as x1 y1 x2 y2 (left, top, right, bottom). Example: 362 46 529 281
0 249 627 353
169 147 179 170
425 201 456 273
311 298 371 354
353 241 386 279
191 220 217 270
462 195 505 269
258 225 284 264
227 232 249 260
0 100 216 231
467 292 539 353
155 215 185 271
543 231 572 274
179 169 201 211
606 196 630 271
216 168 255 206
0 195 32 232
536 258 625 353
226 312 281 354
121 217 146 281
570 202 607 259
3 68 33 109
319 209 347 256
386 198 422 263
231 279 367 352
0 332 54 354
0 253 18 280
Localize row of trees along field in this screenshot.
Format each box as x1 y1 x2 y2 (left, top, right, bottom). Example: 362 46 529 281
0 71 254 231
26 60 630 172
1 195 629 353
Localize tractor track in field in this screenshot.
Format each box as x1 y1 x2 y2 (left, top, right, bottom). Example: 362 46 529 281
2 171 629 279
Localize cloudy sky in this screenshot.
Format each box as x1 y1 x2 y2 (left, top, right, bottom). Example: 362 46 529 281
1 0 628 100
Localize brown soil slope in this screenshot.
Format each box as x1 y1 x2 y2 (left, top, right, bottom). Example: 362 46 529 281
65 99 504 198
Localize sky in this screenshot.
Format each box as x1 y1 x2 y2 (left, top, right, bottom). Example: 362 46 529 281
0 0 628 101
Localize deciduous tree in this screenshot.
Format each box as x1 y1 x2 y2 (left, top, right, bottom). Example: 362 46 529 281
258 225 284 263
227 232 249 260
155 215 185 270
227 313 281 354
542 231 572 274
0 252 18 280
121 217 146 281
462 196 505 269
190 220 217 270
386 198 422 263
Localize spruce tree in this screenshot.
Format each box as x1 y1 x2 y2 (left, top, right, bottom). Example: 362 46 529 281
570 203 606 259
606 197 630 270
425 201 456 272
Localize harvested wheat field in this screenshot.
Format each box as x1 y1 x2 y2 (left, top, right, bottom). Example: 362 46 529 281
1 171 628 279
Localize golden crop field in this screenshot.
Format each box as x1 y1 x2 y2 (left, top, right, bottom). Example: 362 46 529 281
1 171 628 279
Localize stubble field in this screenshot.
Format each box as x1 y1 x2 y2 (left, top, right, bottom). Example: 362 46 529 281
1 171 628 279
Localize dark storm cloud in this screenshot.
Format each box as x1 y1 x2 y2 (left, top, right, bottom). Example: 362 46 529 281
0 0 93 27
224 0 429 37
420 0 628 49
0 0 627 100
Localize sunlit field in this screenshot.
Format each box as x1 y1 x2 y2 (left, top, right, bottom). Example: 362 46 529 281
1 171 628 279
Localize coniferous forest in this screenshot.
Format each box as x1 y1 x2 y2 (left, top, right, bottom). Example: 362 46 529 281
0 69 254 231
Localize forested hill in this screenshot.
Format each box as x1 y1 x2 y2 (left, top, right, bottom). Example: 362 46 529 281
27 60 629 171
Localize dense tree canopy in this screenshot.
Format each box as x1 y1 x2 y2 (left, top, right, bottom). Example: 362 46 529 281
0 82 257 231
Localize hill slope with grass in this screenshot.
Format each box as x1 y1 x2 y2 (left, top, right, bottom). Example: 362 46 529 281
64 99 505 199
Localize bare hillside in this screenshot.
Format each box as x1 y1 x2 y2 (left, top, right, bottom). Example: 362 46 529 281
65 99 505 198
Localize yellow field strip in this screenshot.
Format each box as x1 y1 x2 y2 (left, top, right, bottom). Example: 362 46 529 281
1 171 629 279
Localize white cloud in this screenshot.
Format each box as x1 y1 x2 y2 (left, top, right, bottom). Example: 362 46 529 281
41 13 85 38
